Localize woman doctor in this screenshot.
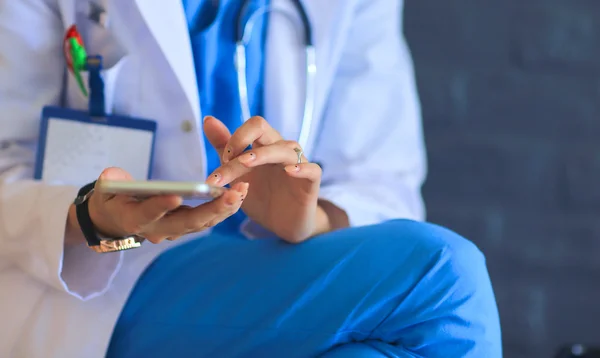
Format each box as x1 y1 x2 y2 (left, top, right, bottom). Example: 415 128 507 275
0 0 501 357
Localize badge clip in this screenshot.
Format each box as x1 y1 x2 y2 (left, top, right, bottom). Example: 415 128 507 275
63 25 105 117
85 55 105 118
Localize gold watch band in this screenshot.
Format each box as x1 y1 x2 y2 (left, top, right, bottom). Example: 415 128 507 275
88 235 145 253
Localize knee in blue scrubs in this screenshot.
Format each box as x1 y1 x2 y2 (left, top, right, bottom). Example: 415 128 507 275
107 219 501 358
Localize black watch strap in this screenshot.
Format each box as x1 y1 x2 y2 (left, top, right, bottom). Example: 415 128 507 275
73 180 144 253
75 180 101 246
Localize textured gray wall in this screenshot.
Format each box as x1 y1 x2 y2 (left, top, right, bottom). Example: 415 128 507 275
404 1 600 357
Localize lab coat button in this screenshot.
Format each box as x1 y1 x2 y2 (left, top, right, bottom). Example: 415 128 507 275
181 120 194 133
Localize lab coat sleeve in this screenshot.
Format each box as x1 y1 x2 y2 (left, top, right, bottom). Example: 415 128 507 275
314 0 427 227
0 0 123 300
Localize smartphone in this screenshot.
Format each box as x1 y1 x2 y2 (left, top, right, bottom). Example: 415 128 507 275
96 180 227 200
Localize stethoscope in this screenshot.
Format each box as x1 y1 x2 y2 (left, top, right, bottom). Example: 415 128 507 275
191 0 316 149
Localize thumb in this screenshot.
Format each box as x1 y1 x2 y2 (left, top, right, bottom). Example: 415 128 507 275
89 167 134 236
97 167 133 182
95 167 133 201
203 116 231 158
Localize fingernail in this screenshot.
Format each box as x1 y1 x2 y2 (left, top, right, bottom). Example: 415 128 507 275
238 152 256 164
208 172 221 184
286 165 300 173
203 116 211 123
222 146 232 163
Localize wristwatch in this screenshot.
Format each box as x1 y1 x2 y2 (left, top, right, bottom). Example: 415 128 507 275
74 181 144 253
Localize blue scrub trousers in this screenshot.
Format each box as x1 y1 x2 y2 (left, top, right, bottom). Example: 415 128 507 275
106 219 502 357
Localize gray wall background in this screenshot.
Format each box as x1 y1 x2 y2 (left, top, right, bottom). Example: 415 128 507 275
404 1 600 357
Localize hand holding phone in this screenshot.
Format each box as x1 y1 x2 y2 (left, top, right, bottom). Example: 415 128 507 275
81 168 248 244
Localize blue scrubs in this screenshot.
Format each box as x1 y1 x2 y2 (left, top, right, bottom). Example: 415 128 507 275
107 1 502 357
182 0 269 234
107 220 501 357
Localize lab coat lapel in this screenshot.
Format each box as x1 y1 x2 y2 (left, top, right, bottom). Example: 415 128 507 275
133 0 200 122
299 0 349 134
264 0 348 155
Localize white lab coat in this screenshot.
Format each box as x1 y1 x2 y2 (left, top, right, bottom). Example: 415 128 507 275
0 0 426 356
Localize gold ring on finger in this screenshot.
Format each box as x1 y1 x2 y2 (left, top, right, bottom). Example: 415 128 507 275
294 147 303 164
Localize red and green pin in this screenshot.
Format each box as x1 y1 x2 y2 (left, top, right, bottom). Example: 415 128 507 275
63 25 89 97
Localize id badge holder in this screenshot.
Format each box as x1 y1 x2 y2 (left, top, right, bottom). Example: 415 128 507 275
35 53 157 186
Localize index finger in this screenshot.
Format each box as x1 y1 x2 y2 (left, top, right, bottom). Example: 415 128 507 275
223 116 282 163
203 116 232 161
147 182 248 241
106 194 183 235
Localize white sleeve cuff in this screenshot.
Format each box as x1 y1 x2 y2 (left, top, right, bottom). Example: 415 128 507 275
238 183 424 240
318 182 425 228
237 181 425 239
59 244 124 301
17 184 123 301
